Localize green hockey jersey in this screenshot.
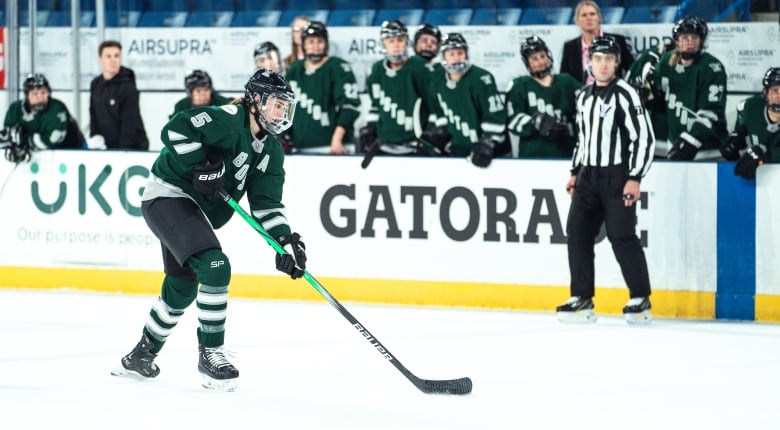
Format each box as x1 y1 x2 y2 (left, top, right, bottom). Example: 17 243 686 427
505 74 580 158
431 65 506 157
654 51 728 150
625 47 669 141
285 57 361 149
4 98 84 149
365 56 437 144
734 95 780 163
148 103 291 240
169 91 234 119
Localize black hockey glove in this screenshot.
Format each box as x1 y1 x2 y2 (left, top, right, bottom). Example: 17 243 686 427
470 136 495 168
734 146 766 180
720 132 747 161
358 126 378 153
277 132 293 154
192 157 225 201
667 134 700 161
275 233 307 279
420 126 451 154
532 112 569 142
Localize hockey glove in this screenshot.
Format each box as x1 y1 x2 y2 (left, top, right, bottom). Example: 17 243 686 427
277 132 293 154
358 126 378 153
420 126 452 154
734 146 766 180
667 134 700 161
470 136 495 168
532 112 569 142
192 157 225 201
720 132 747 161
275 233 307 279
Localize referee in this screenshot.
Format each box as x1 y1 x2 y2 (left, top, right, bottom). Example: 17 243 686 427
557 36 655 324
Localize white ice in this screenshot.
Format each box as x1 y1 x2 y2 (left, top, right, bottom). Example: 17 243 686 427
1 288 779 430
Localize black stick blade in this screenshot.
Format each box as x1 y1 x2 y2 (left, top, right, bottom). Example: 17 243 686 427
415 377 473 395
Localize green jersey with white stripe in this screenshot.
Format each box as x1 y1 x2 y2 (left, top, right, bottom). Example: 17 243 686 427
151 103 291 239
285 57 361 149
734 95 780 163
505 74 580 158
432 65 507 157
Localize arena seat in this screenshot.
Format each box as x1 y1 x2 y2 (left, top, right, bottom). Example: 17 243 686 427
424 8 473 26
600 7 626 24
186 0 233 27
373 9 424 27
278 9 329 27
138 0 188 27
519 7 573 25
232 11 281 27
328 9 376 27
470 8 523 25
622 6 679 23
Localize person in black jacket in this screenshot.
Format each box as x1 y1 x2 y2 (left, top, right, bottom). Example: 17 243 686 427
560 0 633 85
89 40 149 150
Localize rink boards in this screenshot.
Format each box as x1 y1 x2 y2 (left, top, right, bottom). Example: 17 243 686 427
0 151 777 321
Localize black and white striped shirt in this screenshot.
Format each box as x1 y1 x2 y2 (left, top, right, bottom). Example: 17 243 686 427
571 78 655 180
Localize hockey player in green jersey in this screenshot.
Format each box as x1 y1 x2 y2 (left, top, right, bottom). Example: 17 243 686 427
430 33 508 167
720 67 780 179
654 16 728 160
625 41 674 143
112 69 307 392
361 20 439 156
285 20 361 154
413 23 444 75
506 36 581 158
3 73 85 161
170 69 233 119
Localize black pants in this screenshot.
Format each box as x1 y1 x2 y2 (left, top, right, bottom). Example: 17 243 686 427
566 165 651 299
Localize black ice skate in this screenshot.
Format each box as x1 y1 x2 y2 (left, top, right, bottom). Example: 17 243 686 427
623 297 652 324
556 296 596 323
111 333 160 379
198 344 239 392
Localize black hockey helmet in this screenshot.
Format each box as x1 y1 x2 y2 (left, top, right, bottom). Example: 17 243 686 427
763 67 780 112
414 23 442 45
672 16 707 60
23 73 51 94
588 35 620 63
254 41 283 74
184 69 212 92
520 35 553 78
254 41 280 60
380 20 408 40
301 20 329 62
244 69 297 135
441 33 470 75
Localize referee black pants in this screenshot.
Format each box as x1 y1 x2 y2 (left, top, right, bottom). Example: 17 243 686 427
566 165 651 299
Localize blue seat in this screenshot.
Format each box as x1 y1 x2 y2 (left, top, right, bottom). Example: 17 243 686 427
288 0 330 8
331 0 373 8
47 11 96 27
519 7 572 25
622 6 678 23
138 11 188 27
520 0 569 7
105 11 142 27
470 8 522 25
236 0 285 11
376 0 425 9
600 7 625 24
187 11 233 27
232 10 281 27
328 9 376 27
628 0 679 5
428 0 471 7
373 9 424 26
144 0 188 11
424 8 473 26
278 10 329 27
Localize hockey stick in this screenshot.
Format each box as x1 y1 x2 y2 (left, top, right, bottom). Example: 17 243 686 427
360 138 382 169
218 190 472 395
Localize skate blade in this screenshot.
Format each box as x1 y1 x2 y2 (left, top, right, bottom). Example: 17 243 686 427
111 366 151 381
557 310 597 324
624 310 652 325
201 374 237 392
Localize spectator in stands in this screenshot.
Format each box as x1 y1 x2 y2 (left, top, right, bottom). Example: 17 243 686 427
359 20 440 160
654 16 728 160
285 21 361 154
506 36 581 158
625 40 675 144
89 40 149 150
2 73 86 162
427 33 508 167
170 70 232 119
560 0 633 85
283 16 309 71
720 67 780 179
254 41 284 75
413 23 443 73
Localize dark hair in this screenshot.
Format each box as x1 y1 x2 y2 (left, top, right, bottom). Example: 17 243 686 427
98 40 122 56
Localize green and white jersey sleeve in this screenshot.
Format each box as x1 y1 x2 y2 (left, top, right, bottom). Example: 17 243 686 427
4 98 82 149
286 57 361 149
735 95 780 162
